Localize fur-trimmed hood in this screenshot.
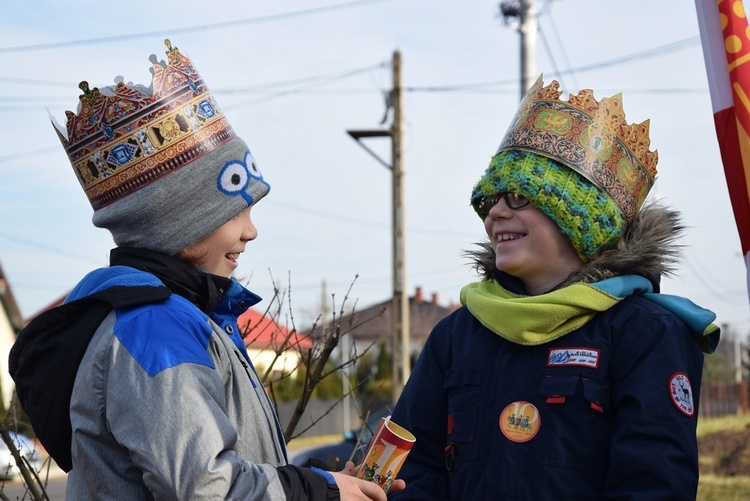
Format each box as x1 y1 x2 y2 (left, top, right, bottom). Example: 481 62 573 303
466 203 685 290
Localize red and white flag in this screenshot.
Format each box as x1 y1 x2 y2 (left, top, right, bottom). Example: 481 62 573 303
695 0 750 301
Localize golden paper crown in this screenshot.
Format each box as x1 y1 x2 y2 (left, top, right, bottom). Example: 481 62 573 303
53 39 237 211
496 76 657 223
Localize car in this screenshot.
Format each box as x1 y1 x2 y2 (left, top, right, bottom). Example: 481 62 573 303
11 433 43 468
289 406 392 471
0 433 44 480
0 440 18 480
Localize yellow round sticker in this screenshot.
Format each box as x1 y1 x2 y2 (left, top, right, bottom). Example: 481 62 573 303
499 401 540 443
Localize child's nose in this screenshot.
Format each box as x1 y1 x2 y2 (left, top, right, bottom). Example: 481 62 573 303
487 196 513 219
242 218 258 241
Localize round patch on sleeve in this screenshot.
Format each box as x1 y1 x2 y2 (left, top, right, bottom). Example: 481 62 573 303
668 372 695 417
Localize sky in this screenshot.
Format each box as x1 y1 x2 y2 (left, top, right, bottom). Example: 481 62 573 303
1 0 748 337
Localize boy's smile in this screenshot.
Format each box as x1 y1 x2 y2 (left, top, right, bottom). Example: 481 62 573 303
484 195 582 295
180 207 257 277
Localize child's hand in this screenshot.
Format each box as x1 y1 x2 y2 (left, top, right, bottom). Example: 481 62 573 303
340 460 358 476
332 461 406 499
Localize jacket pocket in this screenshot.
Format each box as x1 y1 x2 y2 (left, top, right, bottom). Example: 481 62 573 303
539 373 580 401
535 372 612 474
444 367 484 462
540 372 610 413
581 375 610 414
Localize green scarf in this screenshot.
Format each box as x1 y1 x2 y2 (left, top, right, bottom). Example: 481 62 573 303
460 276 720 352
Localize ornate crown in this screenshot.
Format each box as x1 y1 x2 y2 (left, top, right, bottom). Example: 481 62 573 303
496 76 657 223
52 39 237 211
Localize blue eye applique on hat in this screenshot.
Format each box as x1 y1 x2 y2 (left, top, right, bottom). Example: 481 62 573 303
217 150 267 204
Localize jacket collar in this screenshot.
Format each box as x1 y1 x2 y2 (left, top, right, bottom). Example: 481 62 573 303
110 247 233 313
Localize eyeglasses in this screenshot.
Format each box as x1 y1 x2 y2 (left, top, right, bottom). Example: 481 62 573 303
474 192 531 218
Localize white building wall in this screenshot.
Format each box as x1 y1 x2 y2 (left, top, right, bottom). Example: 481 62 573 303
247 349 303 380
0 308 17 409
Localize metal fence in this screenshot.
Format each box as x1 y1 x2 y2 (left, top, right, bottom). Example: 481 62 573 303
276 397 393 440
699 381 750 418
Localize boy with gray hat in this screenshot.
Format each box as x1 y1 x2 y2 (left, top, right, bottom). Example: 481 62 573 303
10 40 401 501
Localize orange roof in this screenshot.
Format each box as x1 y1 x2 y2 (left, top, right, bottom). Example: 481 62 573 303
238 308 313 352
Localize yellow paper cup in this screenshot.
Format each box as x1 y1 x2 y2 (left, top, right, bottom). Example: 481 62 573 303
356 416 415 492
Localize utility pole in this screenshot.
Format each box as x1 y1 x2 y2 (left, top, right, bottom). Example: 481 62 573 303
346 51 410 403
500 0 537 100
390 51 410 400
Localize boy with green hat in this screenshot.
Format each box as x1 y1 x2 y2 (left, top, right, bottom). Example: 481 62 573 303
389 77 720 499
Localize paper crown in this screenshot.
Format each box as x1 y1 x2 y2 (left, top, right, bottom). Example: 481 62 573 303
496 76 658 223
52 39 237 211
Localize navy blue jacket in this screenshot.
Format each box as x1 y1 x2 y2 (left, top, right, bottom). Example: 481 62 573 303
389 294 705 500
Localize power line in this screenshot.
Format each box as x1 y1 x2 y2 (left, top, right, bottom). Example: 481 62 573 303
0 90 384 102
680 249 747 305
537 24 566 89
0 36 705 162
1 223 468 300
218 63 389 94
563 36 699 73
0 86 706 114
0 199 475 271
222 62 388 110
540 0 578 90
0 146 59 163
0 77 73 87
0 231 100 264
264 200 477 237
0 89 388 112
2 33 699 94
0 63 389 161
0 63 389 115
0 0 393 55
0 35 699 97
0 96 68 102
405 36 700 93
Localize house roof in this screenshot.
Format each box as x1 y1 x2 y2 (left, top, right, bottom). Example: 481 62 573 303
238 307 313 352
340 286 457 343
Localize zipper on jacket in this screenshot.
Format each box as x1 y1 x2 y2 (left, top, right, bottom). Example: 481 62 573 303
233 349 289 463
234 351 257 388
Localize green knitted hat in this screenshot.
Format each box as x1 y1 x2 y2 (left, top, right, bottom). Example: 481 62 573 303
470 150 626 262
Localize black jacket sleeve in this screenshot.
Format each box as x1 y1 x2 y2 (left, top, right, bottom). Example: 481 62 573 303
277 464 340 501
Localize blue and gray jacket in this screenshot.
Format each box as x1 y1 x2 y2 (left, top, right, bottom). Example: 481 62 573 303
10 247 337 500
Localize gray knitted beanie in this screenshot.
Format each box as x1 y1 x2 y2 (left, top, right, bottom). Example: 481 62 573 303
52 39 269 255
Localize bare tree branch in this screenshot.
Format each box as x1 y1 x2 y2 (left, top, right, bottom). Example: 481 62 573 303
289 377 372 440
0 399 48 501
